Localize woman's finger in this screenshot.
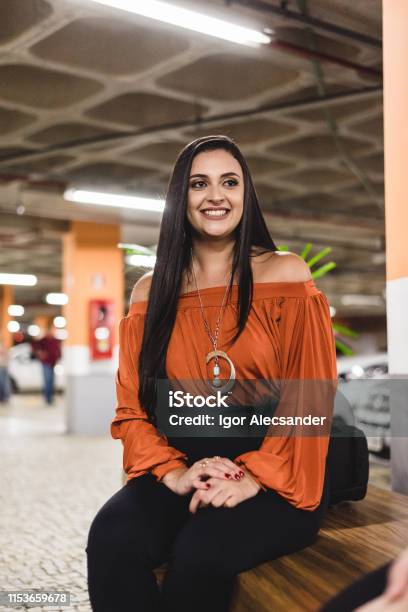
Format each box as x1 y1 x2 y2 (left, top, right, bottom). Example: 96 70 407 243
199 456 237 471
194 459 243 480
189 490 209 514
189 495 199 514
222 495 236 508
208 457 238 471
202 465 243 481
219 457 246 474
192 478 212 491
210 456 244 476
210 488 233 508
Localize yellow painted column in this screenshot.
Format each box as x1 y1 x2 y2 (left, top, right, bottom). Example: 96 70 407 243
383 0 408 492
0 285 13 347
62 221 124 434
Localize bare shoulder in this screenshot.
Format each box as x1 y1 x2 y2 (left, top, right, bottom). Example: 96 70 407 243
257 250 312 283
130 270 153 304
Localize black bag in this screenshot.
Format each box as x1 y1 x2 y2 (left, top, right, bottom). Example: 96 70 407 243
326 415 369 505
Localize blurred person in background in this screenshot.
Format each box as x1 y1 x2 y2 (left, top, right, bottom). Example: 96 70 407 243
0 332 11 404
31 325 61 405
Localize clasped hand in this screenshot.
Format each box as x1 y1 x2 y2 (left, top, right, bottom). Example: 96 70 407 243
162 456 261 513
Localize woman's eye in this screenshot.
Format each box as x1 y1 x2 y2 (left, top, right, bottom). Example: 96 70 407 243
191 181 206 188
190 179 238 189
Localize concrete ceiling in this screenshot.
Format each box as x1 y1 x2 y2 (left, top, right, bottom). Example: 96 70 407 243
0 0 384 321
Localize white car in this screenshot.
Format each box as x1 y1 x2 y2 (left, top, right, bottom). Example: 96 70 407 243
337 352 388 380
8 342 65 393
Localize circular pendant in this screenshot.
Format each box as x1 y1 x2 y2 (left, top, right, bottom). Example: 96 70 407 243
206 350 236 394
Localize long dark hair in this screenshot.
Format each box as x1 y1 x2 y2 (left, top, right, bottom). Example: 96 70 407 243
138 135 278 423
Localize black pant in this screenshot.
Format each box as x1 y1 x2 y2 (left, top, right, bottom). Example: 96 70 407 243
86 430 330 612
319 561 392 611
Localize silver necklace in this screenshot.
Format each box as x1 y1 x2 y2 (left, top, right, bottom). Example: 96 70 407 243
190 247 236 394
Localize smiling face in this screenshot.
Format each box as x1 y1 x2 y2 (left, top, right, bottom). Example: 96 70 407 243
186 148 244 240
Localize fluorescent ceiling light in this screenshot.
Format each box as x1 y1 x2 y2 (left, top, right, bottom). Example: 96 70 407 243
65 189 165 212
0 273 37 286
8 304 25 317
28 324 41 337
54 316 67 328
341 294 383 307
88 0 272 47
126 254 157 268
7 321 20 333
46 293 69 306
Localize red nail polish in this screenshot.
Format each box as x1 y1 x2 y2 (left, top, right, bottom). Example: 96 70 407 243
206 483 211 488
234 474 240 480
239 471 244 476
225 473 231 479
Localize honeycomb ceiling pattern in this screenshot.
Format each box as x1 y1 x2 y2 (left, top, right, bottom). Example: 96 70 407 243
0 0 384 318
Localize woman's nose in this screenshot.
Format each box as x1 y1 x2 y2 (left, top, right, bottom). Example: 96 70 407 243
207 189 225 202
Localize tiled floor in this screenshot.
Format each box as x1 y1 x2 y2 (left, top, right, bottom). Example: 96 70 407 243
0 394 391 611
0 395 122 611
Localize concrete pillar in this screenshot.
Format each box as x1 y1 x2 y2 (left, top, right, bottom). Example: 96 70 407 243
0 285 13 347
383 0 408 493
62 221 124 434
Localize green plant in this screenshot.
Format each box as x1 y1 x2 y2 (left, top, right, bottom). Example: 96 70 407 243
278 242 358 356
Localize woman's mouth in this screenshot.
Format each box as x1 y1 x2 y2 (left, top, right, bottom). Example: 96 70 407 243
200 208 230 219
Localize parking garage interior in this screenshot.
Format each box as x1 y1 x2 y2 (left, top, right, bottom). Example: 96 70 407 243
0 1 407 611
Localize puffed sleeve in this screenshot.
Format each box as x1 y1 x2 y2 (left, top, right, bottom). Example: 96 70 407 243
111 313 188 483
234 291 338 510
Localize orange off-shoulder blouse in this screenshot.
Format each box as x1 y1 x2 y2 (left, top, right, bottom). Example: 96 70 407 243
111 279 338 511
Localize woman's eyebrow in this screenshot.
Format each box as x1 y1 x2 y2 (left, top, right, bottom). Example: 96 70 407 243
189 172 240 178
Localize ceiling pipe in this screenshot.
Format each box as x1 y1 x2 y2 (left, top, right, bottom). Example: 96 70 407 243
270 38 381 79
227 0 382 48
0 86 382 168
0 173 66 190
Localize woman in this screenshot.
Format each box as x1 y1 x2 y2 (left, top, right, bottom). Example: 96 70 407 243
86 135 338 612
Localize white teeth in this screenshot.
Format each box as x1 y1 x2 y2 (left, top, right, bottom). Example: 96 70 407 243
202 209 228 217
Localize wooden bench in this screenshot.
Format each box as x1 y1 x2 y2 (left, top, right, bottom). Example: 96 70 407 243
154 485 408 611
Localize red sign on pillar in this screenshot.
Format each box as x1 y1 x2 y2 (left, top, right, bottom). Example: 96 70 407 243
89 299 115 360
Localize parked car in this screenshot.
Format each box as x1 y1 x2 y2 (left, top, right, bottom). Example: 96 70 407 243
8 342 65 393
336 352 390 458
337 352 388 381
